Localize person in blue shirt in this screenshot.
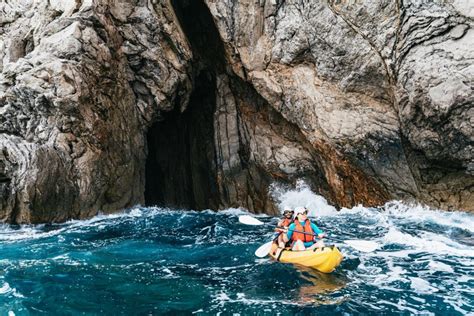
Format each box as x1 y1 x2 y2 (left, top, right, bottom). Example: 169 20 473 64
284 206 326 251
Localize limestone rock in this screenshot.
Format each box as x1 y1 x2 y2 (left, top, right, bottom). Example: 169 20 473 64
205 0 473 211
1 0 472 223
0 0 192 223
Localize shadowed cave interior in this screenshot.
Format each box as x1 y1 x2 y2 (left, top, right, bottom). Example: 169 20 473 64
144 0 225 210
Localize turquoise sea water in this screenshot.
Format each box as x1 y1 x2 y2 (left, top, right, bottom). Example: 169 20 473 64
0 189 473 314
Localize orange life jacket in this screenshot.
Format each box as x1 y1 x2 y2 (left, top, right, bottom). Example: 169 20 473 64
291 219 314 243
280 218 293 227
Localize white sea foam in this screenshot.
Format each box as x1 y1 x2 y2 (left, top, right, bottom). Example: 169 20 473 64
212 291 302 308
161 268 177 279
382 227 473 258
378 299 428 315
0 281 23 298
339 204 377 216
409 277 439 294
375 250 418 258
219 208 257 216
338 200 474 235
383 201 474 233
271 180 337 216
65 206 157 227
0 206 175 242
0 225 67 242
215 292 230 301
372 257 409 286
51 254 83 266
0 282 12 294
428 260 454 273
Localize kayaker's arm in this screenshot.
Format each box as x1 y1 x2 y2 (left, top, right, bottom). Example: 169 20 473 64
286 223 296 240
275 219 289 232
310 223 324 237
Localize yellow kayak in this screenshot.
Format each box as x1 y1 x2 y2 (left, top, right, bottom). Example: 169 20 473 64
269 245 343 273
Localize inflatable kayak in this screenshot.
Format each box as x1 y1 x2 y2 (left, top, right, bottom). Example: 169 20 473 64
269 245 343 273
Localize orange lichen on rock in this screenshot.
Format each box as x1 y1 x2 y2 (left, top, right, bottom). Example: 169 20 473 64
313 140 390 208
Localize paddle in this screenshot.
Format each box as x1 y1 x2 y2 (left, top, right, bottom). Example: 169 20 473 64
255 240 275 258
239 215 264 226
239 214 380 254
238 215 277 257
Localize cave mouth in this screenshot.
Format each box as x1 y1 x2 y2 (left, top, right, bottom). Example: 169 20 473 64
144 0 225 210
144 71 219 209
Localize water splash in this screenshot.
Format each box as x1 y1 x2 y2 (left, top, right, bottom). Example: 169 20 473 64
271 180 337 216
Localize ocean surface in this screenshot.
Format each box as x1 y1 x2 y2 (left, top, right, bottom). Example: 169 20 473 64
1 183 473 315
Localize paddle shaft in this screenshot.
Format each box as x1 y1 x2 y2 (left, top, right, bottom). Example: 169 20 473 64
277 226 324 238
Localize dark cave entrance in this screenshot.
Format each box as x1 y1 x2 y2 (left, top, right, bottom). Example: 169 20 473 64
144 72 218 209
144 0 226 209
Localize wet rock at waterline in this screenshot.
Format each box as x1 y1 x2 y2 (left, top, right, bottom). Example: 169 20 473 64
1 1 473 223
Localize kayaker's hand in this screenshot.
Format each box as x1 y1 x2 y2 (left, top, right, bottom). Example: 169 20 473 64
318 233 326 239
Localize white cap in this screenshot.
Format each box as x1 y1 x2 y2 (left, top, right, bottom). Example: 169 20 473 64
293 206 307 217
283 205 292 212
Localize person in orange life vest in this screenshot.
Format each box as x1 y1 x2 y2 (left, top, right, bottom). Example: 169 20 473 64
275 206 294 249
286 206 326 251
277 206 294 230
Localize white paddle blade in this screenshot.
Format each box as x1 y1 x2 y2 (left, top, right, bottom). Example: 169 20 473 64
344 239 380 253
255 241 273 258
239 215 264 226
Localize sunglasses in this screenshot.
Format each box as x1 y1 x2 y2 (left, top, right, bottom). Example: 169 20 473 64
298 211 308 216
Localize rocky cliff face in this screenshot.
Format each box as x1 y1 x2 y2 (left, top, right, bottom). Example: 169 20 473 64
1 0 472 223
0 0 192 223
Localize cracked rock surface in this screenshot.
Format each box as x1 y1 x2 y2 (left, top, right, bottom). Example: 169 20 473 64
206 0 473 211
0 0 192 223
0 0 472 223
